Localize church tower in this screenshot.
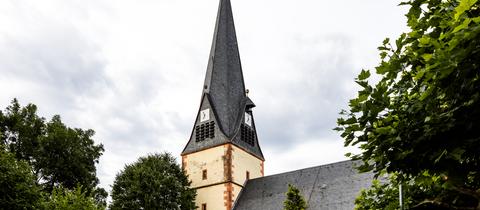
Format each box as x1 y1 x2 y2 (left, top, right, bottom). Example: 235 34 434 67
181 0 265 209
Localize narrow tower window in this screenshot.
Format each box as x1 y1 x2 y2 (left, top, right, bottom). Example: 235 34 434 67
246 171 250 180
240 124 255 146
202 203 207 210
202 169 207 180
195 121 215 142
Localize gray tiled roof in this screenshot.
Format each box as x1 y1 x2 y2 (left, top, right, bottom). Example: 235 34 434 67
182 94 264 159
233 160 375 210
246 97 256 109
181 0 264 160
203 0 245 138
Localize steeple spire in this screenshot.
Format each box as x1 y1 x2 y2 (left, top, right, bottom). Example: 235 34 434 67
182 0 264 160
203 0 245 137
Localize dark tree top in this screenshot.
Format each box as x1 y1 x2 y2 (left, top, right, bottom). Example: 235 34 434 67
110 153 196 210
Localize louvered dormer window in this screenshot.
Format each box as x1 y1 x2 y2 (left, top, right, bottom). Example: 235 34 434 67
240 124 255 146
195 121 215 142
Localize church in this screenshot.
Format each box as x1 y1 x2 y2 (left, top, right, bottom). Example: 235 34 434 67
180 0 375 209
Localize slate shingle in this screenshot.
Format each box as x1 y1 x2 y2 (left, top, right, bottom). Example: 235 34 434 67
233 160 375 210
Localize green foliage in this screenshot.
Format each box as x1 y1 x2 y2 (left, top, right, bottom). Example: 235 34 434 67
0 99 44 163
36 115 104 193
0 99 106 205
355 174 445 210
355 179 401 210
92 187 108 208
110 153 196 210
337 0 480 208
0 148 43 209
284 184 307 210
43 186 105 210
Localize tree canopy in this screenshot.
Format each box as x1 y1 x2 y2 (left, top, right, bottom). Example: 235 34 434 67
337 0 480 208
0 148 43 209
283 184 308 210
43 186 105 210
354 174 445 210
0 99 106 207
36 115 104 193
110 153 196 210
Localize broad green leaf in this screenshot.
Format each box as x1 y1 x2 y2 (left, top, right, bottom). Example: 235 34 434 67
449 148 465 161
375 126 392 135
333 127 344 131
414 69 426 81
408 30 419 38
396 33 407 49
439 66 455 79
375 61 389 74
419 36 430 45
406 4 421 27
424 116 431 122
421 54 433 61
380 51 388 59
356 80 370 88
454 0 478 20
452 18 472 33
383 38 390 45
344 117 357 124
358 70 371 80
358 93 369 102
419 86 433 101
378 46 389 51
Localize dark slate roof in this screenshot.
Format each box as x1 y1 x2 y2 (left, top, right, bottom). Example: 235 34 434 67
233 160 375 210
181 0 264 160
203 0 245 138
246 97 256 109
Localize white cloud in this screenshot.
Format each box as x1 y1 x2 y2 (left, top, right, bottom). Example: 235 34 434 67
0 0 408 197
263 139 361 176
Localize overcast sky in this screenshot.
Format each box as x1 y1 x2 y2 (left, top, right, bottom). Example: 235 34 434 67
0 0 408 197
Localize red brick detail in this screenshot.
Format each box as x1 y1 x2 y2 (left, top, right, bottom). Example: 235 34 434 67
223 144 233 181
260 161 264 176
182 155 187 171
223 144 234 210
224 182 234 210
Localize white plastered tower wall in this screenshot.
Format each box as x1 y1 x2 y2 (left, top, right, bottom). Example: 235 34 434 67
182 145 225 189
230 144 264 186
229 144 264 204
182 144 264 210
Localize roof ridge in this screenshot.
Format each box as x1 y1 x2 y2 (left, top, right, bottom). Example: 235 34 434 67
248 159 355 181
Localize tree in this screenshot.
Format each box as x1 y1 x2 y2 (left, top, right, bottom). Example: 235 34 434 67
355 174 444 210
0 99 44 163
0 148 43 209
0 99 106 204
43 186 105 210
284 184 307 210
336 0 480 208
355 179 401 210
110 153 196 210
36 115 104 193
